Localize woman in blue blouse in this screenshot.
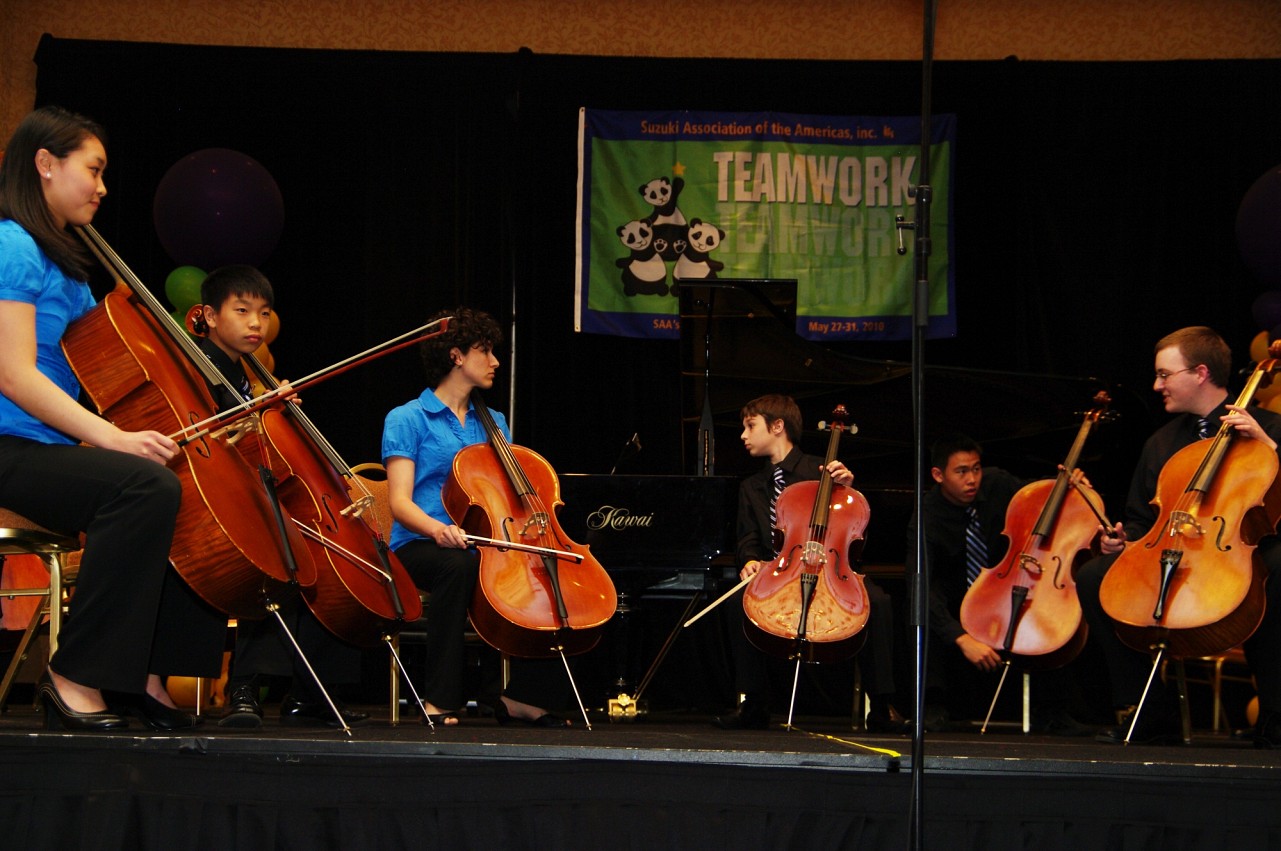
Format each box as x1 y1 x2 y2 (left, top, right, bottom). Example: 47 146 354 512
0 106 214 731
383 306 569 727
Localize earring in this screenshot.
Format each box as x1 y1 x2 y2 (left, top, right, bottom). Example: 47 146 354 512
45 172 51 178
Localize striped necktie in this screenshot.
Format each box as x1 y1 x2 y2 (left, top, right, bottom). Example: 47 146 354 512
965 505 987 586
769 465 785 527
1196 417 1213 439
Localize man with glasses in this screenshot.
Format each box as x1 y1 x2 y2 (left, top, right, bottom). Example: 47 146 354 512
1076 326 1281 747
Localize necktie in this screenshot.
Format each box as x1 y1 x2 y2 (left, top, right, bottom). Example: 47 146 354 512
239 375 253 401
965 505 987 586
1196 417 1212 439
769 465 785 527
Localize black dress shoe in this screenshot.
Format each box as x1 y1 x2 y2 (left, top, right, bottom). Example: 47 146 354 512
105 689 203 732
1253 710 1281 749
865 703 912 734
489 697 571 728
713 700 770 731
279 694 369 727
38 673 128 732
921 704 950 733
1031 707 1096 737
219 684 264 729
1095 706 1181 745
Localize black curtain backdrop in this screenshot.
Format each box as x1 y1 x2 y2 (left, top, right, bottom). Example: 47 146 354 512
30 36 1281 545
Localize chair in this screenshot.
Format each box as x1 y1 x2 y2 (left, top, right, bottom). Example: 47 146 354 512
0 508 81 711
347 464 434 725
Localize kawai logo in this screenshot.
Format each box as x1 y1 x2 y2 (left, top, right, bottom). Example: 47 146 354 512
585 505 655 531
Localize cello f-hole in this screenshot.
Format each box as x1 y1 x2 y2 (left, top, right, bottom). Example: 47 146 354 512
1211 516 1231 551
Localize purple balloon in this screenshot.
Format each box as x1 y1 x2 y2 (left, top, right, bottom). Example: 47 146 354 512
1237 165 1281 290
153 148 284 269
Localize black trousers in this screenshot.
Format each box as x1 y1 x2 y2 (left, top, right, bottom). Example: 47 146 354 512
0 438 224 692
1076 538 1281 714
724 577 896 707
394 538 568 711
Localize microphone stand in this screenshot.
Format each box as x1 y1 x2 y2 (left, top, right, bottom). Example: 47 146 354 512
697 289 717 476
894 2 939 848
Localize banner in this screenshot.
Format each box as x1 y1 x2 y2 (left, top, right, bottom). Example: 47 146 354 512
575 109 956 341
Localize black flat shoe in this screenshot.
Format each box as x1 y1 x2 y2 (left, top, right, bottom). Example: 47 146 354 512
38 673 128 732
105 690 203 731
1094 707 1181 745
138 694 203 731
490 696 571 728
279 694 369 727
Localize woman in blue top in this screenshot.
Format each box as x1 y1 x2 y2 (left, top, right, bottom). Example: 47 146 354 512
0 106 215 731
383 306 569 727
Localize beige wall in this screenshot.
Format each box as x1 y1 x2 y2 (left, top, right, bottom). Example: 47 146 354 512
3 0 1280 143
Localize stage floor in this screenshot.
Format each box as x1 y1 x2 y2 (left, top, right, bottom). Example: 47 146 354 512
2 698 1279 849
3 697 1278 772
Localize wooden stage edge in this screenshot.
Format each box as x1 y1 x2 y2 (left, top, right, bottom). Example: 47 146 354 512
1 706 1279 848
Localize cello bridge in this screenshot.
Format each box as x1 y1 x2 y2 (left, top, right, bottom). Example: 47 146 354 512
1018 554 1043 576
800 541 827 567
520 512 549 538
211 413 262 446
1169 510 1204 538
341 493 374 519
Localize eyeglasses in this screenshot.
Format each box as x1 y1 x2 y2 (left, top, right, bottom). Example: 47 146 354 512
1154 366 1198 382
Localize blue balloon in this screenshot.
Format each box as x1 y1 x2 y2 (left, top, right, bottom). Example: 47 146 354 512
153 148 284 269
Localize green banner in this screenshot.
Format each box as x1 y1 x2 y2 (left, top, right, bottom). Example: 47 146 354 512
575 109 956 340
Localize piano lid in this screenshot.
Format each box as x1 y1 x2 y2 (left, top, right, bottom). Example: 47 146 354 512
677 279 1147 492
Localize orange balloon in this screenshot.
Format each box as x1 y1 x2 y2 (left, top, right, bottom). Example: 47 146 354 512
1251 330 1270 364
264 310 281 345
256 342 275 375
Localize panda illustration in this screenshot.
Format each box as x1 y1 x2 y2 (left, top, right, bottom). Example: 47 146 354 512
673 218 725 283
639 176 687 263
615 219 669 296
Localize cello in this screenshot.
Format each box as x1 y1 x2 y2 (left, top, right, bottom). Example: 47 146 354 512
62 225 316 617
959 392 1114 670
237 352 423 647
442 390 616 659
1099 355 1281 662
741 404 871 665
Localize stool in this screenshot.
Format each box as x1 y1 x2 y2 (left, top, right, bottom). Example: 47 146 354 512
0 509 81 711
1171 647 1253 733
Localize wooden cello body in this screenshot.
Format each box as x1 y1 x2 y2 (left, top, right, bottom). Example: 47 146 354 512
958 393 1113 669
442 392 616 658
742 405 871 664
61 226 315 617
241 356 423 647
1100 363 1281 660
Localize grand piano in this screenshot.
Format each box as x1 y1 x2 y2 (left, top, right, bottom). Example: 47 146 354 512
555 279 1145 713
